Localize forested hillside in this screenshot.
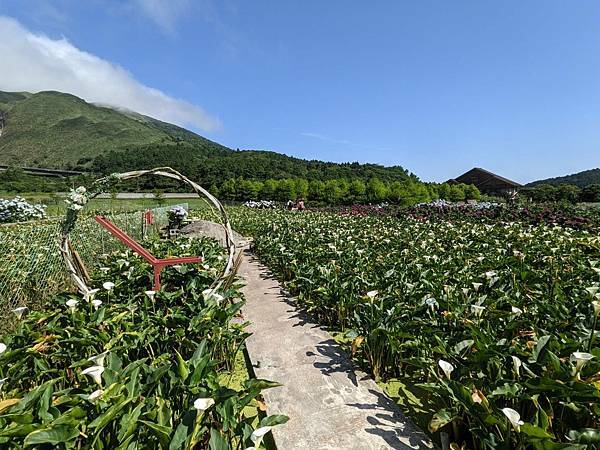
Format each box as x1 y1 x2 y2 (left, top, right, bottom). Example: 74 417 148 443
89 145 412 187
528 168 600 187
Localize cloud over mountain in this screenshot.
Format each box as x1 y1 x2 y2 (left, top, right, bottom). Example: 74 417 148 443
0 16 221 132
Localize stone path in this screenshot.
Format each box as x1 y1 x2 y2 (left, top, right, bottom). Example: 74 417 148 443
239 249 436 450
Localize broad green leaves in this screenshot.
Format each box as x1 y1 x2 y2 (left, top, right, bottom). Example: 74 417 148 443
0 237 287 449
220 207 600 448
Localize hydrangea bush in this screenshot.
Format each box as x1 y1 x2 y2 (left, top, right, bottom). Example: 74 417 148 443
0 196 46 223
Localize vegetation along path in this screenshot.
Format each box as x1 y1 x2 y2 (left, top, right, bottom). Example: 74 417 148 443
239 248 435 450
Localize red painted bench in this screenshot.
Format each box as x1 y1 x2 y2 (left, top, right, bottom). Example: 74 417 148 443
95 215 202 290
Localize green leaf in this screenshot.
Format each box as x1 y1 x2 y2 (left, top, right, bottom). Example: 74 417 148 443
567 428 600 444
140 420 172 448
175 351 189 381
0 424 37 438
243 379 282 391
38 383 54 422
117 403 144 442
259 414 289 427
428 409 454 433
89 398 132 431
520 423 554 439
489 383 521 398
533 335 551 362
209 428 230 450
169 423 189 450
23 424 79 446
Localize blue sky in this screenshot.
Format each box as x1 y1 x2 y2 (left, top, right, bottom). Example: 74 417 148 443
0 0 599 183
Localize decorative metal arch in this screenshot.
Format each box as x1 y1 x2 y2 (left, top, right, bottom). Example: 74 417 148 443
59 167 236 298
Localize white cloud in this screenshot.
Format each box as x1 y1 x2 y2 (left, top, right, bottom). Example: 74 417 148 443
133 0 192 32
0 16 221 132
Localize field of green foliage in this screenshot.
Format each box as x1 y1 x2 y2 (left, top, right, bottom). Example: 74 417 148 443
214 206 600 449
0 236 286 448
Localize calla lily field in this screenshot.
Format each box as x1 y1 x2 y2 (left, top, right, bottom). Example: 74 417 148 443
0 236 287 448
1 196 600 449
209 206 600 449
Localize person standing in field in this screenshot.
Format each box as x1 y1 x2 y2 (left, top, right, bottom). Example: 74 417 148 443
296 198 305 211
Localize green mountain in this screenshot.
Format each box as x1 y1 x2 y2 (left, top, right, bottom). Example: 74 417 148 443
0 90 413 186
0 90 228 169
527 168 600 188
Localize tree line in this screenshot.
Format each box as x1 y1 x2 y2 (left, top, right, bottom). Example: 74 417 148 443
208 177 481 205
0 167 483 206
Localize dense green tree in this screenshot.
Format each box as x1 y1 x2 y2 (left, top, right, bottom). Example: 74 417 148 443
463 184 481 200
366 178 388 203
349 179 366 203
580 184 600 202
448 185 466 202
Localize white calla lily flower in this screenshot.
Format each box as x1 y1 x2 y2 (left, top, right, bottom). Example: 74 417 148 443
145 290 156 300
570 352 594 377
366 290 378 299
82 366 104 385
0 377 6 390
103 281 115 291
88 389 104 403
88 351 109 367
83 288 100 303
425 298 438 310
438 360 454 379
66 299 79 311
471 305 486 317
0 343 6 354
586 286 599 296
592 300 600 317
251 426 273 445
193 397 215 411
12 306 28 319
511 306 523 315
92 299 103 310
501 407 524 432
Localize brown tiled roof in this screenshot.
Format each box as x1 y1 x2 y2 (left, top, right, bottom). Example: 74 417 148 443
451 167 522 191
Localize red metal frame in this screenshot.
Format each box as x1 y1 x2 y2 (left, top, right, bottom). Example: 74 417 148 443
95 215 202 290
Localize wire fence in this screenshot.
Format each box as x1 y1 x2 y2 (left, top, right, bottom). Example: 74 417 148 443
0 204 188 330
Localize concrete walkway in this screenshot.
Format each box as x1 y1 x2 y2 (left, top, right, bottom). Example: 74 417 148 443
239 249 435 450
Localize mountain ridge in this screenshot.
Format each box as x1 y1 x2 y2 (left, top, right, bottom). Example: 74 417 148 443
0 90 414 185
527 168 600 187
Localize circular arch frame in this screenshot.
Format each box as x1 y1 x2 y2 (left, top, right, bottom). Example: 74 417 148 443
59 167 236 298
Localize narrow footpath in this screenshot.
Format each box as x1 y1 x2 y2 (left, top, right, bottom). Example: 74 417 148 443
239 248 435 450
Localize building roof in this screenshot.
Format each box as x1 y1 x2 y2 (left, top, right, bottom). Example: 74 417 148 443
450 167 522 192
